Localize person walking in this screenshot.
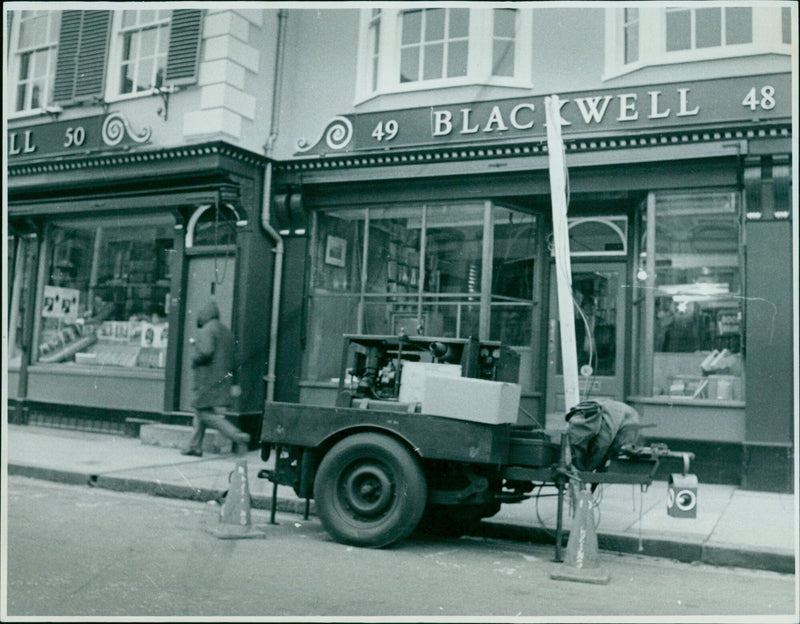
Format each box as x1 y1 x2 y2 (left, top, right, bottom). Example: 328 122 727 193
181 299 250 457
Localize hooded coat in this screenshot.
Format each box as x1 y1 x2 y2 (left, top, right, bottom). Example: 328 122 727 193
191 300 236 409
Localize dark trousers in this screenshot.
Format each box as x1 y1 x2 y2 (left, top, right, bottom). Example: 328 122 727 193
187 406 248 452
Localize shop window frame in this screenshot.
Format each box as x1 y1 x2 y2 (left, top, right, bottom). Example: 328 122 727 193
185 203 247 249
30 214 176 373
632 189 745 406
547 216 628 258
7 232 41 370
302 202 541 385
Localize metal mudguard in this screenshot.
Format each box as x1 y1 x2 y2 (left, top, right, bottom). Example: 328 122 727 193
261 401 510 465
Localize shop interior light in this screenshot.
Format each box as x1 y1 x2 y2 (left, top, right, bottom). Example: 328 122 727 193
654 191 736 215
660 282 730 296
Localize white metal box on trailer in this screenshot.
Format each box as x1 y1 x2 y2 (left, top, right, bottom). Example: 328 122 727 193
421 375 521 425
398 361 462 405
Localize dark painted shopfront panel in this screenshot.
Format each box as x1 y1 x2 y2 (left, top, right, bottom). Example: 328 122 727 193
743 220 794 492
7 143 273 438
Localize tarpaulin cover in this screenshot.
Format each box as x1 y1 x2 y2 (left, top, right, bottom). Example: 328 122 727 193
565 399 641 471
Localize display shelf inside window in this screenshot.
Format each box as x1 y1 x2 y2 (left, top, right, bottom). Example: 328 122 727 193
652 291 744 401
385 233 420 314
38 300 169 369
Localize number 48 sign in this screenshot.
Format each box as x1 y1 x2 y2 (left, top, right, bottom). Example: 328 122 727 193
742 85 776 111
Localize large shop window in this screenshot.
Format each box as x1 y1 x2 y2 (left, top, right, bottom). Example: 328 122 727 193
305 203 538 384
637 191 744 403
36 216 174 370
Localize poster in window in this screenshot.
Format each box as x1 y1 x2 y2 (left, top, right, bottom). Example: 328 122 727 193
141 322 168 348
324 235 347 267
42 285 79 320
113 321 130 342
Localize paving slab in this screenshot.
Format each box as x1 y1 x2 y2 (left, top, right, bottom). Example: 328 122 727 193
709 489 797 551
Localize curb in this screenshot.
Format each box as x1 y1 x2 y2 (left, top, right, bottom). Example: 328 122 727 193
475 521 795 575
8 463 795 575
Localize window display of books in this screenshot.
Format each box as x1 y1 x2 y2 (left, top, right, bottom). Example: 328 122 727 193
74 320 168 368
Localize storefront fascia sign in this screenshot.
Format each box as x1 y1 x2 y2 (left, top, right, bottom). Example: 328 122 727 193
295 73 790 156
7 112 152 162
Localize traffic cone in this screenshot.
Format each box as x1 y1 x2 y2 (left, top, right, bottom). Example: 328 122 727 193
550 483 610 584
206 459 266 540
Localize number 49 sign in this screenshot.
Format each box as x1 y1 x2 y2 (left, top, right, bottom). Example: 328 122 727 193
371 119 399 142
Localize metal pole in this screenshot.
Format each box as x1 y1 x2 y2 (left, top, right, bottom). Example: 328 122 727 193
270 446 280 525
553 432 569 562
270 481 279 525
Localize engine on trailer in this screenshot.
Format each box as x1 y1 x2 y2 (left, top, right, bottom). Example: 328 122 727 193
341 333 520 404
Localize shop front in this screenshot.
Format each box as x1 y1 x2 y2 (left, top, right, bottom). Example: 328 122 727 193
272 73 793 491
7 120 273 437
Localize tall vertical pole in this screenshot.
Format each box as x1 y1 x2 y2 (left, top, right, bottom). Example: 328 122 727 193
545 95 580 413
479 200 493 340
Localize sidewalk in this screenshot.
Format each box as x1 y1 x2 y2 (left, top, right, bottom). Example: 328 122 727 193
4 424 797 575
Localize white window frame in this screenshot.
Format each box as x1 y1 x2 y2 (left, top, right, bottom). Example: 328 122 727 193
355 7 532 104
398 7 470 83
6 10 61 119
623 7 639 65
368 9 382 93
104 9 172 103
491 7 517 77
604 5 792 81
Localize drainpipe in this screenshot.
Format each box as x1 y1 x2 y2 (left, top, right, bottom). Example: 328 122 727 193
261 8 288 403
261 163 283 403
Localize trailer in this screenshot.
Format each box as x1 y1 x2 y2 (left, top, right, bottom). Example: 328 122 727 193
258 334 691 554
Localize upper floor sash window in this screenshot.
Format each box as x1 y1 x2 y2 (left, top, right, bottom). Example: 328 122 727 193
368 9 381 92
117 9 172 95
9 10 62 113
6 8 203 116
605 5 791 79
492 8 517 77
400 8 469 83
623 8 639 65
357 7 532 102
665 6 752 52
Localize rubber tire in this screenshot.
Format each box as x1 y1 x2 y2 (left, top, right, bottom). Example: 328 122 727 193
313 433 427 548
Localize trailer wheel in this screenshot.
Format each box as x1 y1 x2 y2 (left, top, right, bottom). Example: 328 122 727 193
314 433 427 548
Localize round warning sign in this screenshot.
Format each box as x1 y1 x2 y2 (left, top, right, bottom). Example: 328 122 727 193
675 489 697 511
